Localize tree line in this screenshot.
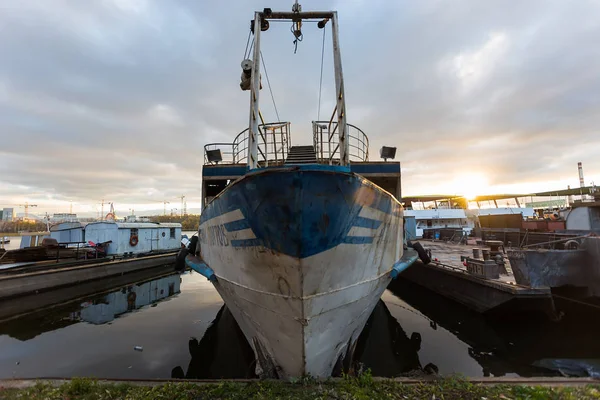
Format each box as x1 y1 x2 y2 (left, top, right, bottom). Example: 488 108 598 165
148 214 200 231
0 221 48 233
0 215 201 233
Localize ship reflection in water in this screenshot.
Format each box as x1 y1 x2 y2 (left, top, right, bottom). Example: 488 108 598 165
1 272 600 379
171 300 432 379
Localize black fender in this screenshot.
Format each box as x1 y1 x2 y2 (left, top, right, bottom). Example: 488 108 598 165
189 235 199 255
409 241 431 264
175 247 188 272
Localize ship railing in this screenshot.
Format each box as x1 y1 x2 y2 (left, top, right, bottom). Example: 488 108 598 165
312 120 369 164
204 121 291 166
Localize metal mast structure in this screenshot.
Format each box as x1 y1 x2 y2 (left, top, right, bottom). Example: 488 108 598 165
246 5 349 168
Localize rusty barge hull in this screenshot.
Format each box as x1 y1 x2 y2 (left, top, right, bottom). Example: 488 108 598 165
401 260 553 314
507 237 600 294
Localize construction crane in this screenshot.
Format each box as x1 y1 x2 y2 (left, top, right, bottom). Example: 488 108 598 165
9 202 38 220
162 200 170 216
105 202 116 221
179 195 186 217
99 199 111 221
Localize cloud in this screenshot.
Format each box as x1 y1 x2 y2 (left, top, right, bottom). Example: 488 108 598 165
446 32 509 94
0 0 599 217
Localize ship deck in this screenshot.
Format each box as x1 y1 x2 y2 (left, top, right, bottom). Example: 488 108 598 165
422 240 518 285
401 240 554 315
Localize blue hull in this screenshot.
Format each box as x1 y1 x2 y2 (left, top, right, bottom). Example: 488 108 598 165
200 165 402 257
196 164 408 377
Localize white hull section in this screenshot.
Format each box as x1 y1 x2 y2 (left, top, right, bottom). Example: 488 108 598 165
200 205 402 377
210 245 394 377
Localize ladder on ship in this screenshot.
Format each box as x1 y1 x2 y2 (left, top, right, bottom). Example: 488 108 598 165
285 146 317 165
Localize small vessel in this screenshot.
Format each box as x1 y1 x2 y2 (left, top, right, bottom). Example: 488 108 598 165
507 235 600 293
507 194 600 295
184 3 419 378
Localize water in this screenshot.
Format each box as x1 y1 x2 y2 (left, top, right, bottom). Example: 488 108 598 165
1 270 599 379
1 237 21 251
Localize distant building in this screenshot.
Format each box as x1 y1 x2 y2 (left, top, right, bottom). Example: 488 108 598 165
50 213 78 223
1 208 14 221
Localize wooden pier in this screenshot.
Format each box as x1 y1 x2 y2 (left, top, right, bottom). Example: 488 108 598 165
401 241 555 316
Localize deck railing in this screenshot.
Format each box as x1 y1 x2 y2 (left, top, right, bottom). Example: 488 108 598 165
312 121 369 164
204 122 291 165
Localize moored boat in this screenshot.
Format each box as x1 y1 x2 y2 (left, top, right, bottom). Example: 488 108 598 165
507 236 600 294
507 195 600 294
185 3 419 378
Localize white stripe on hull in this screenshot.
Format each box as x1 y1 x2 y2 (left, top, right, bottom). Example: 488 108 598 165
202 209 245 227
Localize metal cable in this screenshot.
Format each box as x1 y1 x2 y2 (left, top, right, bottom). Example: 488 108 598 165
317 26 326 120
247 37 254 60
553 294 600 311
260 51 281 122
243 30 252 59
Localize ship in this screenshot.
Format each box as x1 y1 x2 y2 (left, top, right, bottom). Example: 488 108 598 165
507 192 600 296
183 3 420 378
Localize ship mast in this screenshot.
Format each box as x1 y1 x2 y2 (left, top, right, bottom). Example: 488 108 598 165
245 4 349 168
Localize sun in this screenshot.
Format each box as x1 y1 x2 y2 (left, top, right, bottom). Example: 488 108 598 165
451 173 489 200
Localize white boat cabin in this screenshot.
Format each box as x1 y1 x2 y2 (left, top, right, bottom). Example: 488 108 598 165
403 193 537 239
81 222 182 255
404 209 472 239
50 221 85 244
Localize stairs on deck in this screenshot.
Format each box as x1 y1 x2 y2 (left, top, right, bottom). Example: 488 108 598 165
285 145 317 165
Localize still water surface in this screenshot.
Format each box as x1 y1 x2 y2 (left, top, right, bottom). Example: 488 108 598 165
1 271 599 379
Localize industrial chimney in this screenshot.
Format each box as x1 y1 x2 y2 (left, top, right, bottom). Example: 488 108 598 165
578 162 585 188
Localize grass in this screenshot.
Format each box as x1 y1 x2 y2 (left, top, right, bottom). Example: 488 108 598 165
1 373 599 400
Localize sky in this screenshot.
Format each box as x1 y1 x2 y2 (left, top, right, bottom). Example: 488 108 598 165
1 0 599 217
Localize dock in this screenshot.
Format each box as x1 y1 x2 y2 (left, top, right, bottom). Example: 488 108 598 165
0 252 177 301
401 241 555 316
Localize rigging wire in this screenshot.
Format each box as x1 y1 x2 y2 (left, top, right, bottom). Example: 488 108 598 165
260 51 281 122
242 29 252 59
317 26 326 121
247 37 254 59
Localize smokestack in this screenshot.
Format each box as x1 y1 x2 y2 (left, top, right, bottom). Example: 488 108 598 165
578 162 585 188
